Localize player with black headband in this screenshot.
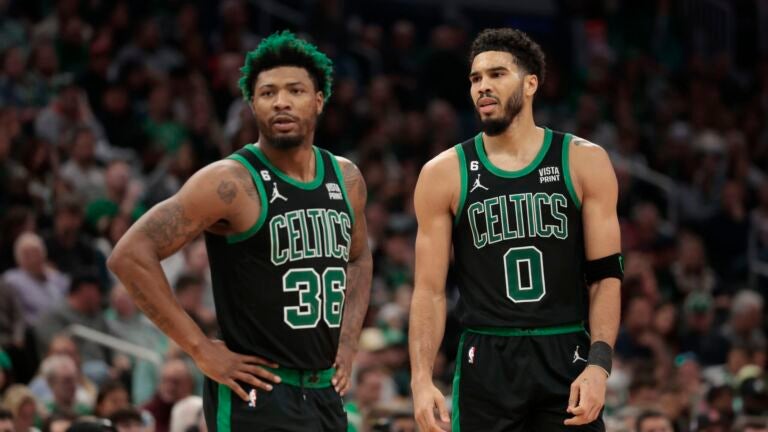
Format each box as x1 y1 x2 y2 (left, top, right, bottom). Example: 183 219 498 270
409 28 622 431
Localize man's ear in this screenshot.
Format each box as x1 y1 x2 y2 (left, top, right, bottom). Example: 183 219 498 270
525 74 538 97
316 91 324 114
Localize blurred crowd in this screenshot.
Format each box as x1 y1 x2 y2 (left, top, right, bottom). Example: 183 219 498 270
1 0 768 431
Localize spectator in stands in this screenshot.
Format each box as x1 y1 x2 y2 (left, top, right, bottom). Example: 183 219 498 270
41 354 90 416
141 359 193 432
173 274 214 334
635 409 674 432
93 380 129 419
29 334 97 408
41 412 77 432
3 232 69 326
2 384 42 432
59 128 105 203
34 76 106 149
34 274 111 384
346 367 388 432
670 232 718 296
43 195 106 281
85 160 144 233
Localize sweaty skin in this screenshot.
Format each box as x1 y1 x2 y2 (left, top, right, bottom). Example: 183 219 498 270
409 50 620 431
108 66 371 401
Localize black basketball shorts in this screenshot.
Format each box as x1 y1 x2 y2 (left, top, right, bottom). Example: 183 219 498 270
203 367 347 432
451 324 605 432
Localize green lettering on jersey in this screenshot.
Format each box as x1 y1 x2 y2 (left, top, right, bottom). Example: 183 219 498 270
499 195 517 240
525 193 536 239
307 208 325 258
550 194 568 240
483 197 502 244
270 215 288 266
338 212 352 261
297 209 312 258
468 202 487 249
286 211 302 262
533 193 553 238
508 194 526 238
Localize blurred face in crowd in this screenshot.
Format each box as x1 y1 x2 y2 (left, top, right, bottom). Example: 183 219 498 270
57 86 81 118
105 161 130 196
49 361 78 406
356 369 385 408
14 233 46 275
71 129 96 164
469 51 534 136
638 416 673 432
71 281 102 315
55 208 84 241
97 387 129 418
251 66 324 150
3 47 24 80
625 296 653 334
158 360 193 403
110 284 136 318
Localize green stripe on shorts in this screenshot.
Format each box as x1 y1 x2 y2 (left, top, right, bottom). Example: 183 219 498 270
217 383 231 432
451 331 466 432
467 322 585 337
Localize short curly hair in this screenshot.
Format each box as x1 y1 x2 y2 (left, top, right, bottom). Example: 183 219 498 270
469 28 546 84
239 30 333 103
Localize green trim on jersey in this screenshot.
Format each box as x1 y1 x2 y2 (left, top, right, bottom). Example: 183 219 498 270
226 154 269 244
247 144 325 190
474 128 553 179
263 366 335 388
217 383 232 432
327 152 356 225
454 144 468 226
467 322 584 337
562 134 582 208
451 331 466 432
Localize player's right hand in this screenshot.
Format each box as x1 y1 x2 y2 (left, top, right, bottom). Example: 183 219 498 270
412 381 450 432
193 339 282 402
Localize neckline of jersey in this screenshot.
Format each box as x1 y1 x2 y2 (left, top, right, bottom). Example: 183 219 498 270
246 144 325 190
474 127 553 179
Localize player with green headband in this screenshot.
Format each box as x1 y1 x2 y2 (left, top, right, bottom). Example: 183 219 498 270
109 30 372 431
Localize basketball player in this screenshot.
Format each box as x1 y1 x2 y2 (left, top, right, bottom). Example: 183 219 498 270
108 31 372 431
409 28 622 431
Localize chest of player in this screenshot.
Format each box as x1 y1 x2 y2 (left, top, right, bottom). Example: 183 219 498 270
455 130 580 251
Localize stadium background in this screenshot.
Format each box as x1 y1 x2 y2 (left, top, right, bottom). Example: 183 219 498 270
1 0 768 431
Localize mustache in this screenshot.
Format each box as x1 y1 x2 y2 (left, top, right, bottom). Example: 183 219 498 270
270 113 300 123
475 92 500 105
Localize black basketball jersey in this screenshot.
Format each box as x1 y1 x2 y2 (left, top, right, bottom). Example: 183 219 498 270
452 128 586 328
204 144 354 370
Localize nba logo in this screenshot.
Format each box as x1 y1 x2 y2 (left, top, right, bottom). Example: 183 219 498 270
468 346 476 365
248 389 257 408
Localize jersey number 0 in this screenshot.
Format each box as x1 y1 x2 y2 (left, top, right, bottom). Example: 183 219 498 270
282 268 346 329
503 246 546 302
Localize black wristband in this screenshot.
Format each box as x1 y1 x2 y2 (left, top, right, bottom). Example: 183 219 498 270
587 341 613 376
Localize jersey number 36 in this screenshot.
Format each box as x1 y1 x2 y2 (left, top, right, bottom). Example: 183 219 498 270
282 268 346 329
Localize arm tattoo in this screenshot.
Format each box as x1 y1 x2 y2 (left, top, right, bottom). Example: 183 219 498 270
217 179 237 204
227 165 259 202
138 201 208 256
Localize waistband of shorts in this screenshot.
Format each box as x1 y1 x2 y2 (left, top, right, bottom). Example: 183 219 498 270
466 322 586 337
263 366 335 388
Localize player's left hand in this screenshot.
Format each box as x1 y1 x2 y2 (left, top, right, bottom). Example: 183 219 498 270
332 343 356 396
564 365 607 426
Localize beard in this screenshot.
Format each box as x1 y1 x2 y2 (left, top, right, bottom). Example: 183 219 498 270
257 116 307 150
266 134 303 149
476 82 524 136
